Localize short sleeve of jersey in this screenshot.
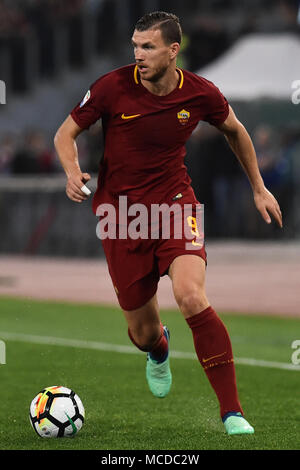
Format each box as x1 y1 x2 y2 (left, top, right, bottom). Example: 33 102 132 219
202 79 229 127
70 74 111 130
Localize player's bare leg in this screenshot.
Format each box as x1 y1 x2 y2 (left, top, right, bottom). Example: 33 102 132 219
169 254 254 435
169 255 209 318
123 295 172 398
123 295 161 349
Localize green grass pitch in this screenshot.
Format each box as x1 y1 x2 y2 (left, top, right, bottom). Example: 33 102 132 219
0 296 299 450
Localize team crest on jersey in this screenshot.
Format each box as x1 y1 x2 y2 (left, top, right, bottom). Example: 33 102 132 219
177 109 190 125
80 89 91 108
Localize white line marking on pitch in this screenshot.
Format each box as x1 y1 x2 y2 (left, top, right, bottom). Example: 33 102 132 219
0 331 299 372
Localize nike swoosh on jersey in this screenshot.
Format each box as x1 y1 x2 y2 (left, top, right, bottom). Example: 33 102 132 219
202 351 226 363
121 113 141 120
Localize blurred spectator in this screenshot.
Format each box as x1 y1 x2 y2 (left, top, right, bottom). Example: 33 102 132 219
240 123 294 237
275 126 300 231
186 121 297 238
23 0 86 77
185 15 231 71
11 130 57 174
1 0 299 94
279 0 300 30
0 132 17 174
186 123 244 237
85 121 105 173
0 127 104 175
0 1 30 40
253 124 290 190
237 0 300 35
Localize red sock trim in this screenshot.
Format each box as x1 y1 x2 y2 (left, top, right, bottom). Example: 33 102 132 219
186 306 216 328
186 306 243 417
149 324 169 362
186 307 234 368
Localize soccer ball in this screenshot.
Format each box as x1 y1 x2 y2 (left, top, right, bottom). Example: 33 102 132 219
29 386 85 438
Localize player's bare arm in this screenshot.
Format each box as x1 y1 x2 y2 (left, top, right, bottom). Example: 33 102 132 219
218 106 283 228
54 115 91 203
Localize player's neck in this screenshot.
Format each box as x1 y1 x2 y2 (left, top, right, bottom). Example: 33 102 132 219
141 66 179 96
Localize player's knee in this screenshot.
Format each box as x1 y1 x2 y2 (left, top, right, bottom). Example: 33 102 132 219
175 288 208 316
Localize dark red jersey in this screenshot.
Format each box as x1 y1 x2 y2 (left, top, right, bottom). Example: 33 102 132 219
70 64 229 214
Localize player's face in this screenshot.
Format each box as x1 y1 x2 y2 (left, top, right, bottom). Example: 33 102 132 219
132 28 178 82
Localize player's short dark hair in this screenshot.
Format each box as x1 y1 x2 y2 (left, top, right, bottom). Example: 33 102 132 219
135 11 182 45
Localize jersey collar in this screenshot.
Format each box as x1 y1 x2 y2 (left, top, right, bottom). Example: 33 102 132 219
134 65 184 89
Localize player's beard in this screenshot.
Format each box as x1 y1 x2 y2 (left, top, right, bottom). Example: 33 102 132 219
143 63 169 83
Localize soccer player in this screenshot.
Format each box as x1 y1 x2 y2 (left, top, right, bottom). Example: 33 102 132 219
54 12 283 436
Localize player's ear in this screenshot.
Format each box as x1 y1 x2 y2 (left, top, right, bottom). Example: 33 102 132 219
169 42 180 60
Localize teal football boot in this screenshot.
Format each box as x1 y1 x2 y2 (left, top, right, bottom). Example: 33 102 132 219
146 326 172 398
223 412 255 435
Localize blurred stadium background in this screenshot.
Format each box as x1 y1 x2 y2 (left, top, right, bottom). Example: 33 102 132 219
0 0 299 309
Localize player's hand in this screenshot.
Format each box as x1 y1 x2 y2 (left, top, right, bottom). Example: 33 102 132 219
66 171 91 203
253 187 283 228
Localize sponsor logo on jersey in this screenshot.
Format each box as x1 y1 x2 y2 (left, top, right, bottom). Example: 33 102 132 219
80 89 91 108
177 109 190 125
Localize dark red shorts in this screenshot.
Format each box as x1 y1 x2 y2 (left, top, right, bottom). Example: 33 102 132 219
100 188 206 311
